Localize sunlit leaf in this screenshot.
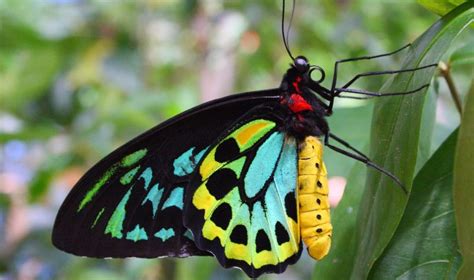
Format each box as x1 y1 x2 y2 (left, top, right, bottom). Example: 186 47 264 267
418 0 468 16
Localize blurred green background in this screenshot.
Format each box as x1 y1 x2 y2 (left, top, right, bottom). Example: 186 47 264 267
0 0 471 279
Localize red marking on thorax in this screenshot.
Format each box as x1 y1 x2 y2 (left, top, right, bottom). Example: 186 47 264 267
288 94 313 113
279 75 313 114
293 76 302 94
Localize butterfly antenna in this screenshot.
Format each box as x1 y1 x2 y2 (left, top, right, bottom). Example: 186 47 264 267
285 0 296 55
282 0 295 61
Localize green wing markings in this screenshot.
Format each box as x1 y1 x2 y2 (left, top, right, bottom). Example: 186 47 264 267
226 156 246 177
231 119 276 151
82 146 211 241
91 208 105 229
104 167 155 238
78 148 148 212
105 189 131 238
121 148 148 166
78 166 118 212
126 225 148 241
120 166 140 185
155 228 175 242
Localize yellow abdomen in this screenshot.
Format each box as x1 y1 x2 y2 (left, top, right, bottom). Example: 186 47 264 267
298 136 332 260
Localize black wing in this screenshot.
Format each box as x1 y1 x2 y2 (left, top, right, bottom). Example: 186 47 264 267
52 89 280 258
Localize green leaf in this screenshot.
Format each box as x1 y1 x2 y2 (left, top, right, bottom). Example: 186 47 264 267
314 91 437 279
0 123 58 143
449 37 474 66
416 85 438 173
418 0 468 16
0 45 63 111
370 130 461 279
453 78 474 279
28 155 73 203
351 3 474 279
326 104 373 177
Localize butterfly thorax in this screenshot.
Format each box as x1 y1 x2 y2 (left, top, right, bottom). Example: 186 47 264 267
279 64 329 139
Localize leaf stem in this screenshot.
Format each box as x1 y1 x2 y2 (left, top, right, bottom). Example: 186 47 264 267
439 61 463 117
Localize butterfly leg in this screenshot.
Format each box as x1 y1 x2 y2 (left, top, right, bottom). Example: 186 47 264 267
325 43 437 108
323 133 408 194
327 132 369 161
326 63 437 106
334 63 437 95
334 83 432 99
329 43 412 93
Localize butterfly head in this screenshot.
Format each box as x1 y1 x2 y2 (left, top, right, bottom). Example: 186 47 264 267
293 56 326 84
294 56 310 73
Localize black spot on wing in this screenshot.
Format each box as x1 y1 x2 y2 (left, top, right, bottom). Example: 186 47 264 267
215 138 240 163
275 222 290 245
206 168 237 200
284 192 297 221
210 203 232 230
256 230 271 252
230 225 248 245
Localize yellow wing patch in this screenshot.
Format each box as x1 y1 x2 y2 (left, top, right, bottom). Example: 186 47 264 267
190 121 301 274
199 119 275 180
234 120 275 147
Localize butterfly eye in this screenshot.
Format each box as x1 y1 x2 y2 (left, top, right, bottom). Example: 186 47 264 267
309 65 326 83
294 56 309 73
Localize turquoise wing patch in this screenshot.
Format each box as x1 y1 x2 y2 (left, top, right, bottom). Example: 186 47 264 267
184 118 301 278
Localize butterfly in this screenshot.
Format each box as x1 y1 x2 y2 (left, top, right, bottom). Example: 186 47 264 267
52 1 437 278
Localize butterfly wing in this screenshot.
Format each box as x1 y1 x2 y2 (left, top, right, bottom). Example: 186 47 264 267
184 105 301 278
52 89 280 258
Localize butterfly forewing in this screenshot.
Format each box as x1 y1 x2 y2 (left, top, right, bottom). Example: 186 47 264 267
184 106 302 278
52 90 279 258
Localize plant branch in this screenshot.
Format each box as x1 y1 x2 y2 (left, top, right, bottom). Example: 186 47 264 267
439 61 463 117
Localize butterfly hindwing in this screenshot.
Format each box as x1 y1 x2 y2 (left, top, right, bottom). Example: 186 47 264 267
184 106 302 278
52 89 279 258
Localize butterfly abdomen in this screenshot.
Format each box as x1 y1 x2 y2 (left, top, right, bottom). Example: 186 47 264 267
297 136 332 260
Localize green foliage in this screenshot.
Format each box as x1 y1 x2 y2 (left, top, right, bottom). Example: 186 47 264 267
418 0 470 16
352 4 473 279
450 37 474 66
314 2 473 279
454 79 474 279
28 155 74 203
371 130 461 279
